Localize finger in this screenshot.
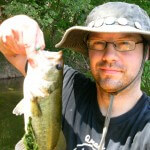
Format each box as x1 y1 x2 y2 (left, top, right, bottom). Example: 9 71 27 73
23 25 39 57
11 30 26 55
0 38 15 56
35 28 45 51
4 34 25 55
0 24 22 55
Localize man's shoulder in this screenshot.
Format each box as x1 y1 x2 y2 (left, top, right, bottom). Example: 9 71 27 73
143 92 150 100
143 93 150 121
138 93 150 120
142 92 150 111
131 120 150 149
63 65 94 89
62 65 96 112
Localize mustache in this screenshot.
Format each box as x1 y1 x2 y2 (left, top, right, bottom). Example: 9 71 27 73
97 61 125 71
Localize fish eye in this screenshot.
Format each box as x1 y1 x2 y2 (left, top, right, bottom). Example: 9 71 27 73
56 64 63 70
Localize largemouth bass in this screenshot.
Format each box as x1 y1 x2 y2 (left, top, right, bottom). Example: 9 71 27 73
13 50 66 150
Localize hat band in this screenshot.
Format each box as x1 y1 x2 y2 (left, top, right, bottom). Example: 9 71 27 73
87 17 143 30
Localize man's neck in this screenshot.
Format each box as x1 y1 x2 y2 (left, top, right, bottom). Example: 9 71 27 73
97 82 143 117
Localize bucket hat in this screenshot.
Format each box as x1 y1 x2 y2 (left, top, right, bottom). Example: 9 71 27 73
55 2 150 57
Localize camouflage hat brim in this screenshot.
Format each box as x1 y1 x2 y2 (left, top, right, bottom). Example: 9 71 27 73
55 25 150 56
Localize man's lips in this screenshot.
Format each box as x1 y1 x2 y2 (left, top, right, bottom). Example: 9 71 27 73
99 67 123 74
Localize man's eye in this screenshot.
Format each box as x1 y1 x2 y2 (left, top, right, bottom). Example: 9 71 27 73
116 41 133 51
119 41 130 45
94 41 105 45
92 41 105 49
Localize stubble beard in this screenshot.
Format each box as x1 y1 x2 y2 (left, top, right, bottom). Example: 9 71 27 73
97 77 124 93
94 63 134 93
95 73 136 93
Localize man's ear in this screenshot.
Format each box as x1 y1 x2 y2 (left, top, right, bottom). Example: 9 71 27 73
145 45 150 61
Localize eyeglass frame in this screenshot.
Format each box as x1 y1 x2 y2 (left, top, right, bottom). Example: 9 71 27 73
87 40 144 52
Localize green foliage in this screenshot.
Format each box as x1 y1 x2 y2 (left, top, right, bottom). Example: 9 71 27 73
142 61 150 95
63 49 90 72
24 117 38 150
1 0 92 50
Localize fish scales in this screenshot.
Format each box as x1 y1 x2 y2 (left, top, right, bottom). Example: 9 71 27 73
32 85 62 149
13 50 66 150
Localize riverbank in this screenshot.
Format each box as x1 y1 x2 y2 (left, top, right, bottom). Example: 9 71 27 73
0 53 23 79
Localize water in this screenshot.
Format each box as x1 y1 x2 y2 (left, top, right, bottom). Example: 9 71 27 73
0 77 24 150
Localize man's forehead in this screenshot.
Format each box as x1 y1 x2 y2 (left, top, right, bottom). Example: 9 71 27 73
88 32 143 40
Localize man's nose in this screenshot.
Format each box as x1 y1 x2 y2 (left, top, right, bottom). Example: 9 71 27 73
102 43 119 62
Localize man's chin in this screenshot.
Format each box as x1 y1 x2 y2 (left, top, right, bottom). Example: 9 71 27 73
100 86 120 93
97 80 124 93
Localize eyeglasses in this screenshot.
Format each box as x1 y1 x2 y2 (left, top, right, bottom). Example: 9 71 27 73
87 40 143 52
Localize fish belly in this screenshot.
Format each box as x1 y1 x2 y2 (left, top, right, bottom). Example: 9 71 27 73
31 87 62 150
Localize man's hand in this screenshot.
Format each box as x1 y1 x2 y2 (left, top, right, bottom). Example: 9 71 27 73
0 15 45 75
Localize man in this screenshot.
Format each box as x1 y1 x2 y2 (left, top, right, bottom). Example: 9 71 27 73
0 2 150 150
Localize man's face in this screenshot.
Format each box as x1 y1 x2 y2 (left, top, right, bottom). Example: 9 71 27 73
88 33 144 92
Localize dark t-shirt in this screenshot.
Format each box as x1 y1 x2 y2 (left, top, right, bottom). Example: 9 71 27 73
62 65 150 150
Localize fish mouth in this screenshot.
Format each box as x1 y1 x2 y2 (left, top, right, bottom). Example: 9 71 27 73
39 50 64 69
42 50 63 59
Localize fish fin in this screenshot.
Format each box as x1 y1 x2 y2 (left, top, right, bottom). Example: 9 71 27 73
54 130 66 150
13 99 24 115
31 97 42 117
15 139 26 150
